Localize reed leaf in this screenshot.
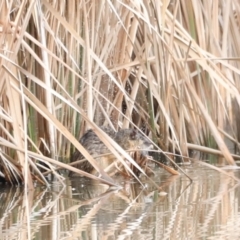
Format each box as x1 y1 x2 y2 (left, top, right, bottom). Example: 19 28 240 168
0 0 240 185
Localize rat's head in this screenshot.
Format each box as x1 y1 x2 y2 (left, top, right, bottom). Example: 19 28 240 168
115 129 153 154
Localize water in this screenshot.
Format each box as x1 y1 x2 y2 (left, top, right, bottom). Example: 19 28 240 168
1 162 240 240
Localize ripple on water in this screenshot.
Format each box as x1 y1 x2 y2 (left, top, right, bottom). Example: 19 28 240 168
1 163 240 239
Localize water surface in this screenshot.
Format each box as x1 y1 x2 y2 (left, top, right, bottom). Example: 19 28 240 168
1 162 240 240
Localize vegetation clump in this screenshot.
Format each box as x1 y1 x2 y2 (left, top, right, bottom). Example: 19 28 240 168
0 0 240 187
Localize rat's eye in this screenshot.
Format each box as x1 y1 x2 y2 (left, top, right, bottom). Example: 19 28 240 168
130 130 137 140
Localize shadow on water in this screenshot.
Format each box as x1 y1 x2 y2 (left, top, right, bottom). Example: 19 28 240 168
1 163 240 239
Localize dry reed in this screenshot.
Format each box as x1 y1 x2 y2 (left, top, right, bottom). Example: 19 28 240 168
0 0 240 186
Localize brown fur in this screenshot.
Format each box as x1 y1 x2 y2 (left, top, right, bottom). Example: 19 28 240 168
69 127 152 176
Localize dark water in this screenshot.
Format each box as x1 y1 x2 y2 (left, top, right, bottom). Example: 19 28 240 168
1 162 240 240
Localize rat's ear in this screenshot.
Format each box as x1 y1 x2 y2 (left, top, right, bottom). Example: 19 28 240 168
130 129 137 140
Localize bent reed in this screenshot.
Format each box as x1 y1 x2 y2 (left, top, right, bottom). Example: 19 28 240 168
0 0 240 187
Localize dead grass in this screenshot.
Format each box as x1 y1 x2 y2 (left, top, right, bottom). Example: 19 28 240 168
0 0 240 186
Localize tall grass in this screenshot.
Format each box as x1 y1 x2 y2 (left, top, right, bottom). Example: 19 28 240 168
0 0 240 187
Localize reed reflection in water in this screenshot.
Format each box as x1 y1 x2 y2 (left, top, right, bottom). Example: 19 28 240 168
0 163 240 239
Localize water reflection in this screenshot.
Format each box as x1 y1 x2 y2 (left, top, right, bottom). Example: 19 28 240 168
0 163 240 239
